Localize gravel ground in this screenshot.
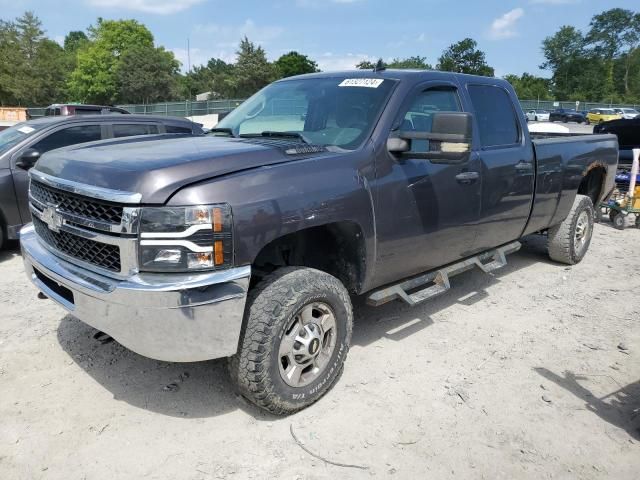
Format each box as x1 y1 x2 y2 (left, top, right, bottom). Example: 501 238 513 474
0 220 639 480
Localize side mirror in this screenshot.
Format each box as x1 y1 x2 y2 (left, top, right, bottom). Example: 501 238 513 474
16 148 41 170
388 112 473 164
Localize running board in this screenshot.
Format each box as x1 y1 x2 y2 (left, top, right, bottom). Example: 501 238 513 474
366 241 521 307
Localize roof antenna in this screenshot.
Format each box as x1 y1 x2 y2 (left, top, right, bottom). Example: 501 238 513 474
373 59 386 72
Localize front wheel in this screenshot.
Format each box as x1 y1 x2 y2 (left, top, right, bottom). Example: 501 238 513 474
229 267 353 415
547 194 595 265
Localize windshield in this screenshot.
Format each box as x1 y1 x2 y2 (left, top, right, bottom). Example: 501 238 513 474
0 122 44 155
601 109 616 114
215 76 397 150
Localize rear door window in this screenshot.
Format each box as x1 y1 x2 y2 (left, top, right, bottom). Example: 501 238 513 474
31 124 102 154
112 123 159 138
165 125 193 134
468 85 520 148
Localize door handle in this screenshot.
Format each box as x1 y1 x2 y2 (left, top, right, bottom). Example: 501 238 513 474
515 161 533 171
455 171 479 184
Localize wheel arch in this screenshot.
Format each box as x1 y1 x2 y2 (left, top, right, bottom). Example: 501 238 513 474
250 221 368 294
578 163 607 206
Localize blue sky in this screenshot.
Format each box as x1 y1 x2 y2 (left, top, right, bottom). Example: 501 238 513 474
1 0 638 77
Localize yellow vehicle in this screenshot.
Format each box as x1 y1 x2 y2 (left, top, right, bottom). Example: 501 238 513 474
586 108 622 124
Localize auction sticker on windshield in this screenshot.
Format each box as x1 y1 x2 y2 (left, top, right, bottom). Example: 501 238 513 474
339 78 384 88
18 126 35 134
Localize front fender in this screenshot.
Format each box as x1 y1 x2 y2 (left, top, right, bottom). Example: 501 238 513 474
168 151 377 289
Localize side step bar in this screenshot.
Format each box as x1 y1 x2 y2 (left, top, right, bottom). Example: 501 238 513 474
366 241 521 307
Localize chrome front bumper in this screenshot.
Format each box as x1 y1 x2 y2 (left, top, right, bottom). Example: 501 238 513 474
20 224 250 362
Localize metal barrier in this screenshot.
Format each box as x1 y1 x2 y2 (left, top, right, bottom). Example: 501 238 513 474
25 98 640 119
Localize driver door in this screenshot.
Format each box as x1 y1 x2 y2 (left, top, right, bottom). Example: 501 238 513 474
372 83 482 287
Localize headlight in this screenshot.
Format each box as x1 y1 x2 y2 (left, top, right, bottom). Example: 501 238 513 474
138 204 233 272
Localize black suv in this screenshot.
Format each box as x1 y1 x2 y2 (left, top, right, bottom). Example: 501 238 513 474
549 109 586 123
0 115 203 248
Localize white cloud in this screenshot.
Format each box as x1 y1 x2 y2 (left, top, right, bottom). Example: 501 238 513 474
489 8 524 40
193 19 283 49
316 52 374 71
87 0 204 15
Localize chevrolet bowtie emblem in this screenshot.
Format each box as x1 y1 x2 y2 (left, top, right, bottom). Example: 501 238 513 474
42 205 63 233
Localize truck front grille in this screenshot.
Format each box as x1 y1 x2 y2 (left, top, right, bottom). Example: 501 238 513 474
30 181 124 225
33 217 122 272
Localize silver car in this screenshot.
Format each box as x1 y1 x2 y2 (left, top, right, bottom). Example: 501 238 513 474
526 109 550 122
613 108 639 120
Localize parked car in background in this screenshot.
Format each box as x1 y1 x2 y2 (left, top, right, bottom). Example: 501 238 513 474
613 107 640 120
586 108 622 125
0 115 203 248
594 117 640 167
549 109 586 123
525 110 550 122
44 104 130 116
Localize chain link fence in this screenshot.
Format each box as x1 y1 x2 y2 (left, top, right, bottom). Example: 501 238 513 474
25 98 640 119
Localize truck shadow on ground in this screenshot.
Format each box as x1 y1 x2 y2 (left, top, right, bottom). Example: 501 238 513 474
0 242 20 263
535 368 640 440
56 235 555 419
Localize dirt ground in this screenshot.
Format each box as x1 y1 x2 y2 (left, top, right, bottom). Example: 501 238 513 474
1 221 639 480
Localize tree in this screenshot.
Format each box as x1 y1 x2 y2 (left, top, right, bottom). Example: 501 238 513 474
586 9 640 95
233 37 275 97
436 38 494 76
68 19 154 103
64 31 89 53
387 56 431 69
540 26 587 99
116 45 179 103
0 12 68 105
504 73 552 100
356 59 378 69
275 51 318 78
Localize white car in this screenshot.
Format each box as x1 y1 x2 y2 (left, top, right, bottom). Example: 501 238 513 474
613 108 639 120
526 109 550 122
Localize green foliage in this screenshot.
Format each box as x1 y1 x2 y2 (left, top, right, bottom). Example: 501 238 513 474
275 51 318 78
233 37 276 97
67 18 156 103
388 56 431 70
436 38 494 76
116 45 180 103
356 56 431 70
0 12 68 105
541 9 640 102
504 73 552 100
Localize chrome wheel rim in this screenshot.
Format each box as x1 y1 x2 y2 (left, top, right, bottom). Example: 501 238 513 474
278 302 337 388
574 210 591 253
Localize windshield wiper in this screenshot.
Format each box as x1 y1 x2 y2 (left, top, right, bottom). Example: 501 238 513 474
208 127 236 137
240 131 310 144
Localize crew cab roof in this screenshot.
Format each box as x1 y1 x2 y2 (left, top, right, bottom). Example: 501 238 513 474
278 69 502 86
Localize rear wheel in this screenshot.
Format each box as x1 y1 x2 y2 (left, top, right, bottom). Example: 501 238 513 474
547 194 595 265
229 267 353 415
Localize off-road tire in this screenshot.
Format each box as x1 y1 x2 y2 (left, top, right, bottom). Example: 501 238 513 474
547 194 595 265
229 267 353 415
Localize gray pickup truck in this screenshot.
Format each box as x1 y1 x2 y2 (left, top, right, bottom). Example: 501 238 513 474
20 70 617 414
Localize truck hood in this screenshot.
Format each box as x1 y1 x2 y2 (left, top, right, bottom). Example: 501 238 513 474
33 135 328 204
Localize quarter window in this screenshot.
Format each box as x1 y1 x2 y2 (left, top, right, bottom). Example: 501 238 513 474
468 85 520 147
